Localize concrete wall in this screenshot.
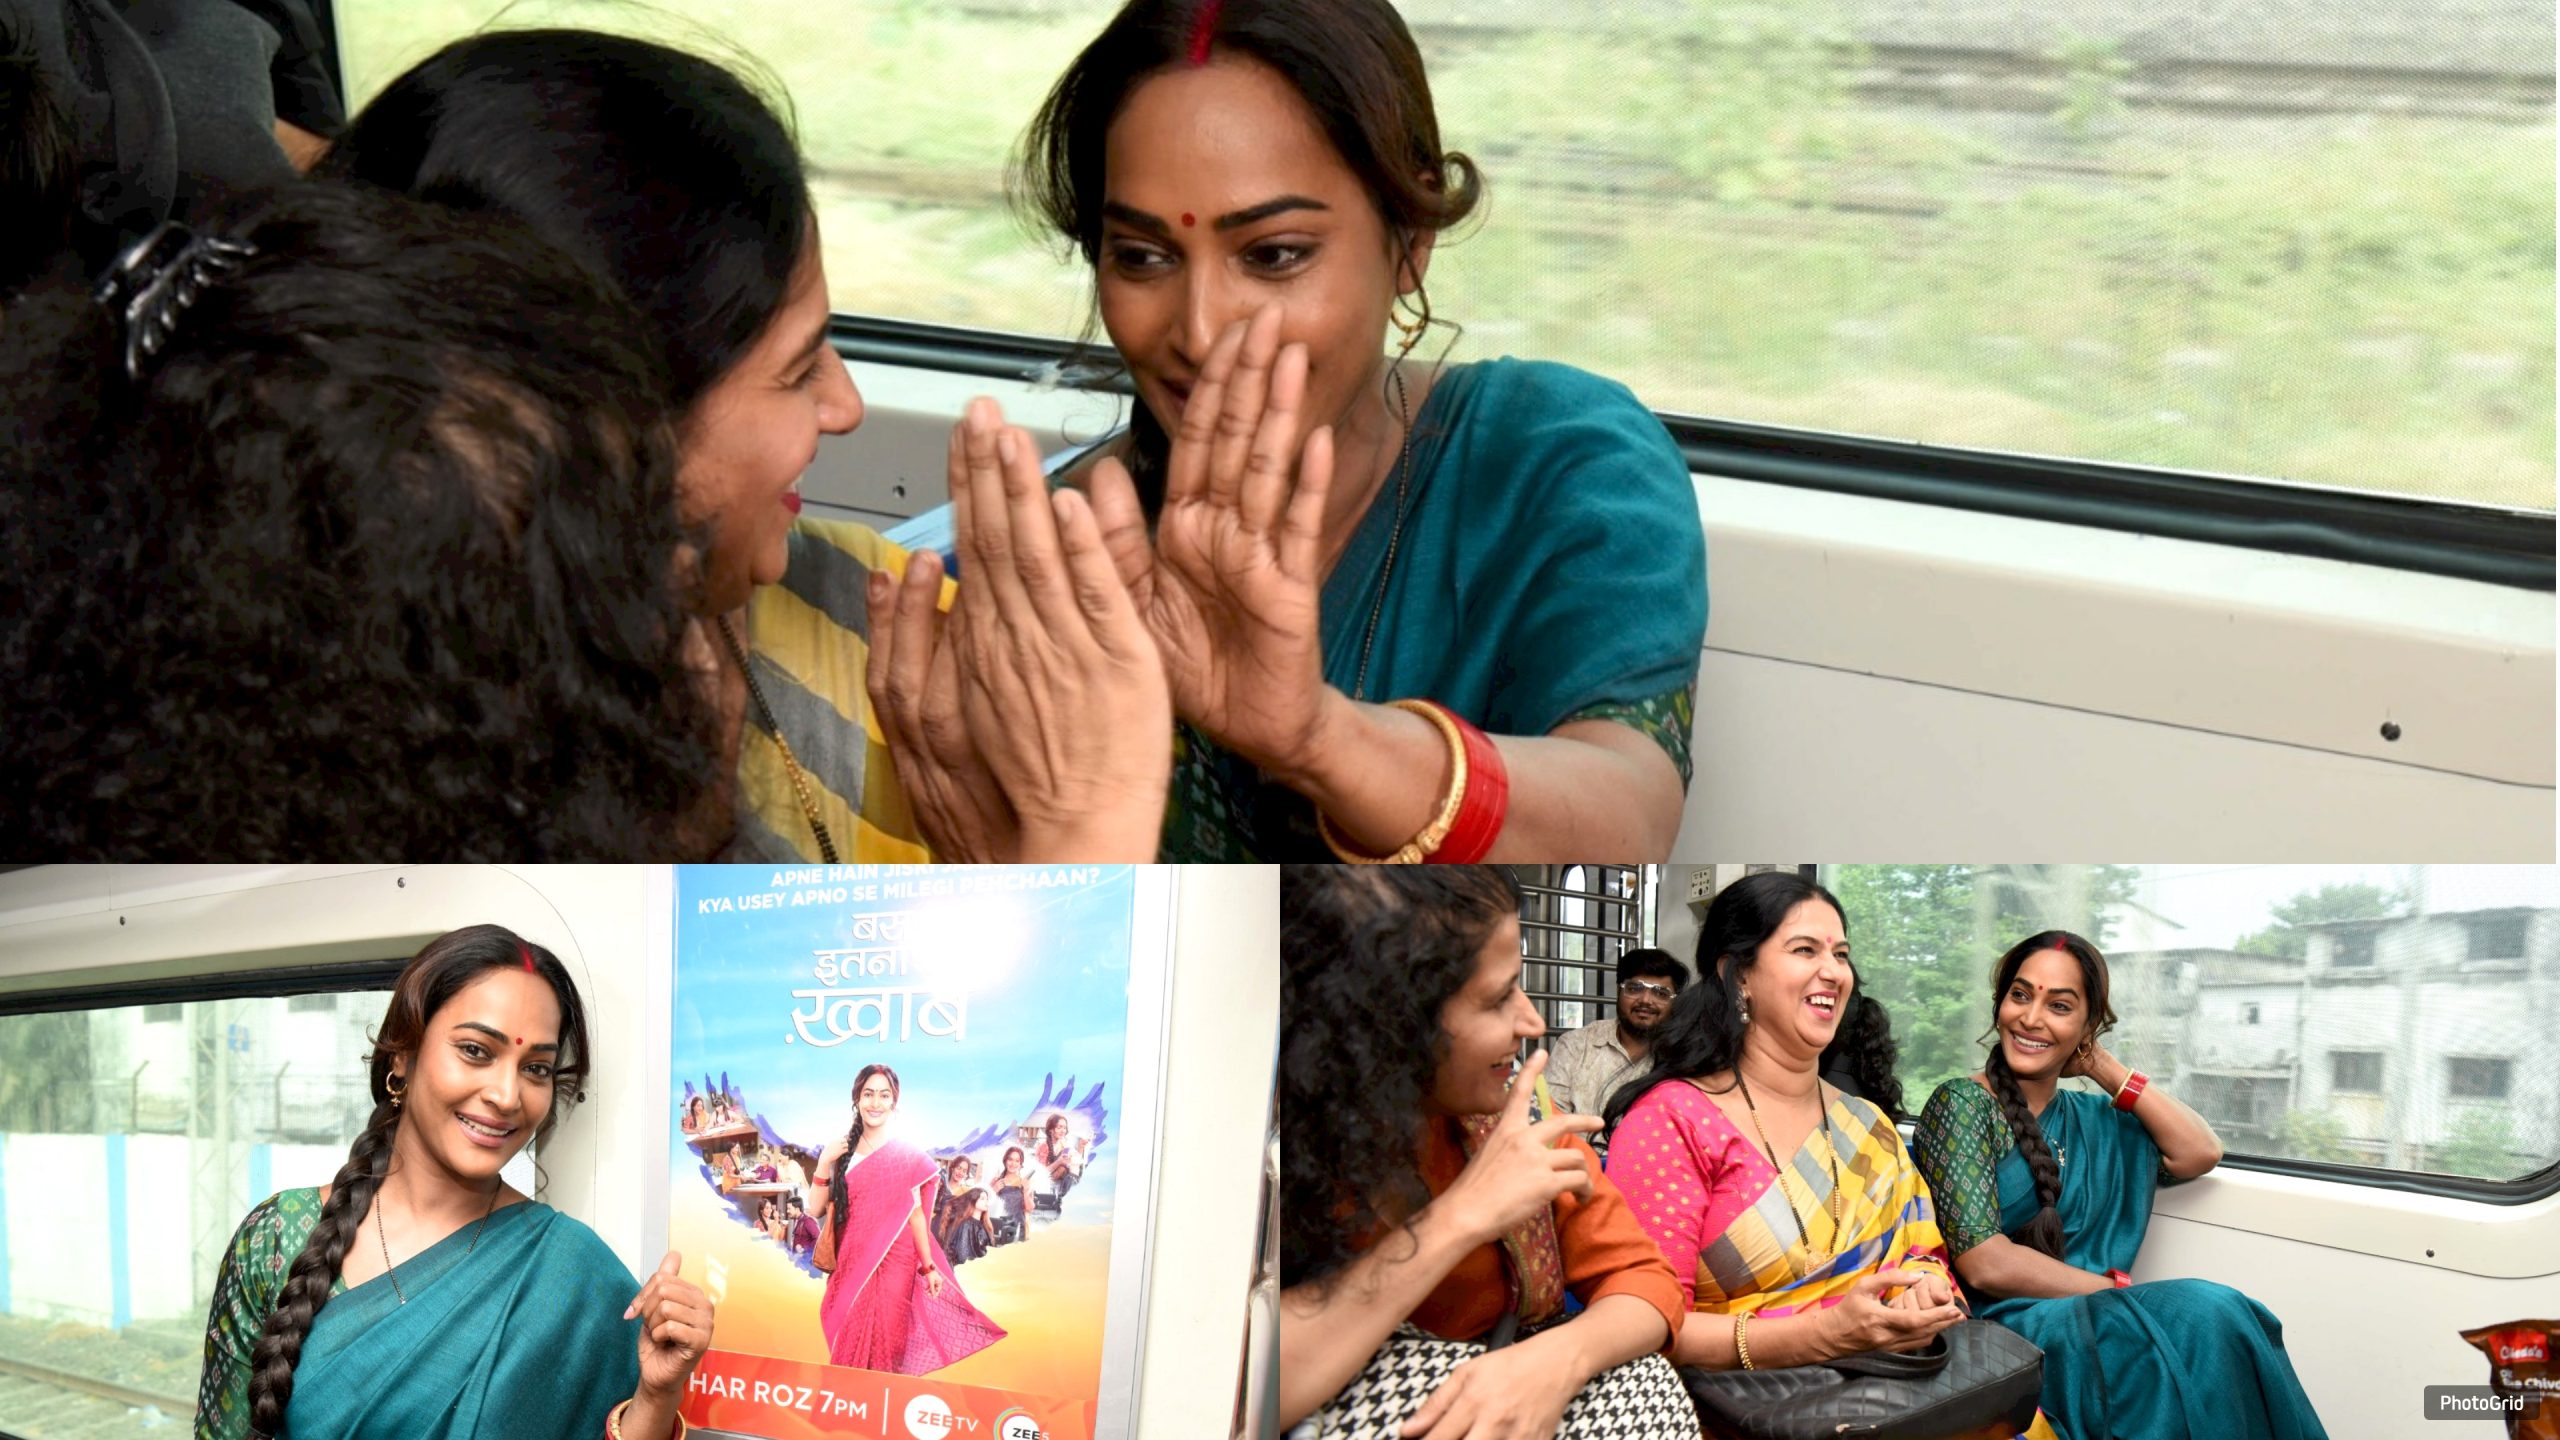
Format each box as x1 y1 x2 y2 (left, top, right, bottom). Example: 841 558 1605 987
0 1133 353 1329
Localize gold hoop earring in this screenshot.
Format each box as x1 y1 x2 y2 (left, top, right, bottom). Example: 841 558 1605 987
1390 303 1427 344
386 1072 406 1107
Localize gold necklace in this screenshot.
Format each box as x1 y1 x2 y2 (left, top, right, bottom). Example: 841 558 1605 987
1735 1069 1843 1265
717 615 838 862
375 1179 500 1305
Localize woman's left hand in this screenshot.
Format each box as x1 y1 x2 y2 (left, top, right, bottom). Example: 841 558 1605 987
1104 304 1337 777
923 1266 945 1300
1397 1345 1579 1440
627 1251 714 1397
868 547 1022 862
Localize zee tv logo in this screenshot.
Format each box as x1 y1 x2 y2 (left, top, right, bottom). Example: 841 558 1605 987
902 1395 1050 1440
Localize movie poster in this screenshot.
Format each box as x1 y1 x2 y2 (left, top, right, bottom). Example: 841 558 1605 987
669 865 1143 1440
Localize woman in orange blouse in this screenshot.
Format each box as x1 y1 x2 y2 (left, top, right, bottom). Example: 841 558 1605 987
1279 867 1699 1440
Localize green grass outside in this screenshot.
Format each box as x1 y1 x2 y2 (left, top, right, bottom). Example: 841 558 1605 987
334 0 2556 510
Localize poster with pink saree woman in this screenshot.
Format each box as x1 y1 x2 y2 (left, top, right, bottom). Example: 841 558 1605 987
668 865 1149 1440
808 1063 1004 1373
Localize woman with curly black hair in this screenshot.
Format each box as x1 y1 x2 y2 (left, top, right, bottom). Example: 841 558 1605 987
1600 871 1967 1372
1280 865 1695 1440
1910 932 2326 1440
194 924 713 1440
322 30 920 863
0 180 722 858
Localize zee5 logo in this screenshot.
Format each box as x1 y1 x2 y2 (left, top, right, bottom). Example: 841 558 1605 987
994 1408 1048 1440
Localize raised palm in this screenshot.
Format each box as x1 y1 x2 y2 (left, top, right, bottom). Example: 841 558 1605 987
1093 306 1336 775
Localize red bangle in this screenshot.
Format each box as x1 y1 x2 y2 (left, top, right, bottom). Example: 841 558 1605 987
1429 708 1509 862
2107 1268 2133 1288
2112 1070 2149 1112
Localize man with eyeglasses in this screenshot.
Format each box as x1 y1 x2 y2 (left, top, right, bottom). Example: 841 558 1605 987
1545 948 1691 1119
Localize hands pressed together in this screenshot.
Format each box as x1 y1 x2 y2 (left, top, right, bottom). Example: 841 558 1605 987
866 304 1333 862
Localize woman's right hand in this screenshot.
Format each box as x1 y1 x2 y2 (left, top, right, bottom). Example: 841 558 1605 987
1819 1269 1966 1355
942 400 1174 861
1425 1050 1603 1248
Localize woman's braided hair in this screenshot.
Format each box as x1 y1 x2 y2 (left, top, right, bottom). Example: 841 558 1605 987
1978 929 2116 1260
242 925 590 1436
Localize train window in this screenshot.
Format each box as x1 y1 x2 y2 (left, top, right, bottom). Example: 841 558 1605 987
0 980 394 1435
328 2 2553 518
1513 864 1648 1036
1822 864 2560 1193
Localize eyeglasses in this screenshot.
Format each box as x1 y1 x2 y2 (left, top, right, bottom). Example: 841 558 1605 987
1619 979 1677 1001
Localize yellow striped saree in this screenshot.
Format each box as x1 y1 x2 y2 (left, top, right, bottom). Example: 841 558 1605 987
1604 1078 1952 1316
735 517 954 861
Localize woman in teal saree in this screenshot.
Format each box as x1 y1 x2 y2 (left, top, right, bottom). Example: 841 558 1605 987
196 927 712 1440
1911 931 2330 1440
868 0 1710 864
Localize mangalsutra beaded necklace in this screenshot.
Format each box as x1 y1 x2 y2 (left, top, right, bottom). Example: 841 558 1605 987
718 614 838 862
1348 362 1422 703
1735 1070 1843 1265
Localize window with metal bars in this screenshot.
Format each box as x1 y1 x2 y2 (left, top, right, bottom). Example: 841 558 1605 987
1507 865 1651 1057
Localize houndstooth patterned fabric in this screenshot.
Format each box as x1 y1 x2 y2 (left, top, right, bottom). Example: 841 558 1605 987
1289 1322 1702 1439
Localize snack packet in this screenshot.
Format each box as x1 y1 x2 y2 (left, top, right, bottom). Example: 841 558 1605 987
2462 1320 2558 1440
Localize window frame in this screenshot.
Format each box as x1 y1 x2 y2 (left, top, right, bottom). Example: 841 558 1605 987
826 316 2553 591
2464 912 2531 962
1510 864 1647 1050
0 958 407 1440
304 0 2555 594
2329 1049 2386 1095
2445 1056 2515 1102
2211 1152 2560 1205
0 961 407 1019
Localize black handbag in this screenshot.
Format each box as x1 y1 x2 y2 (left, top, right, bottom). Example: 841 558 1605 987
1677 1319 2043 1440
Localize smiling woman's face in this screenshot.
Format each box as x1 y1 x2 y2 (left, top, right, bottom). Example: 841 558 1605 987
1096 56 1424 445
1426 915 1542 1118
854 1071 897 1132
1996 946 2090 1080
676 232 864 614
390 968 561 1185
1737 899 1854 1062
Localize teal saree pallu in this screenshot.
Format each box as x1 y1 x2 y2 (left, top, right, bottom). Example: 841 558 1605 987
1964 1090 2329 1440
288 1202 642 1439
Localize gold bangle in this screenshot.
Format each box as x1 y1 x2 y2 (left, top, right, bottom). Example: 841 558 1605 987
607 1400 687 1440
1734 1309 1754 1370
1316 699 1468 864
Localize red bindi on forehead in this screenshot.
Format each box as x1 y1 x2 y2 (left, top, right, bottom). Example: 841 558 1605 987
1180 212 1196 228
